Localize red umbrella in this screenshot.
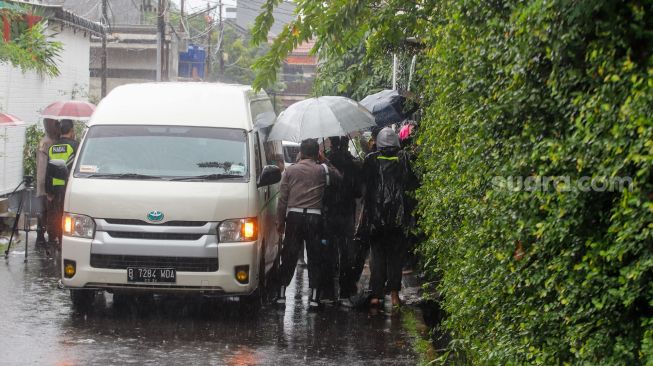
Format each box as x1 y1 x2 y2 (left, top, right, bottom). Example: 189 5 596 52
41 100 96 121
0 113 24 125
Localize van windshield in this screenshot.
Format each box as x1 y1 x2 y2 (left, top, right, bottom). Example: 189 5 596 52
74 125 248 181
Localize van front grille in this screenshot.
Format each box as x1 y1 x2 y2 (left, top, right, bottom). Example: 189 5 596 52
106 232 203 241
104 219 208 227
90 254 218 272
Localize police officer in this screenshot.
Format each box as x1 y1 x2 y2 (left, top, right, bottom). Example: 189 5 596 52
46 119 78 245
276 139 341 309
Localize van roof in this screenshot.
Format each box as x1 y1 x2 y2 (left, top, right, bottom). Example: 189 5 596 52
90 82 265 129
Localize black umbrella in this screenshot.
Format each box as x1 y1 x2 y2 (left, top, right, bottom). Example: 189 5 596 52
359 89 406 127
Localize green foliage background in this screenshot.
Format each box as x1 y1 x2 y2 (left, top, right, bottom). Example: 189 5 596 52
250 0 653 363
416 0 653 363
23 124 44 178
0 9 62 77
312 42 392 100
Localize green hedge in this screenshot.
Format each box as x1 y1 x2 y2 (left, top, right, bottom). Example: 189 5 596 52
416 0 653 364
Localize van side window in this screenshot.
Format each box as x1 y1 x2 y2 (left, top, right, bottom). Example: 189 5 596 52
254 132 263 178
250 98 284 171
263 140 284 171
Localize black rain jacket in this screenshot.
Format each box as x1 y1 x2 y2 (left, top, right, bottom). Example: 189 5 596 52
359 147 415 237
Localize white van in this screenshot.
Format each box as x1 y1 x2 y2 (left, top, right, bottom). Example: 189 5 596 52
58 83 283 309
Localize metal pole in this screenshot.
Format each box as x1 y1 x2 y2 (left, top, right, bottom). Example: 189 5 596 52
408 55 417 92
392 53 397 91
101 0 108 97
156 0 163 81
205 2 212 80
218 0 224 79
179 0 185 31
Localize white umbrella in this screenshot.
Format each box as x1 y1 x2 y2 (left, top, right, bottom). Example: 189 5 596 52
269 96 375 142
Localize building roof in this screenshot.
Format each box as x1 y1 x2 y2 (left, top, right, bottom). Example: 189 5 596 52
291 40 316 55
46 0 144 26
8 0 104 35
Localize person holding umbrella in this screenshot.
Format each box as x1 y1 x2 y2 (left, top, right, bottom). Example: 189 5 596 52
39 100 95 244
268 96 375 308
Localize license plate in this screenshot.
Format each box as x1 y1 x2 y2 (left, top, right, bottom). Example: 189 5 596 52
127 267 176 283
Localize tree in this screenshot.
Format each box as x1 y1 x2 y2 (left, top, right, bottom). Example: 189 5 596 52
312 41 392 100
249 0 432 91
0 5 62 76
219 26 270 85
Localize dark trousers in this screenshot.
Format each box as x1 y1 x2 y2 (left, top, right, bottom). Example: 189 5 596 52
369 228 405 298
46 192 64 243
325 212 358 298
279 211 329 289
36 196 47 240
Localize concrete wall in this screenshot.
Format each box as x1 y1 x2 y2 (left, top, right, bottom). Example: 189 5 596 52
0 24 92 124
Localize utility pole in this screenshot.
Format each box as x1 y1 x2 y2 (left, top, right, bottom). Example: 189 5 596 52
218 0 224 79
179 0 184 30
205 2 212 80
101 0 108 97
156 0 165 81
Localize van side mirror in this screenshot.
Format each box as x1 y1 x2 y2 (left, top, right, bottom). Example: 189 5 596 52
47 159 69 181
257 165 281 187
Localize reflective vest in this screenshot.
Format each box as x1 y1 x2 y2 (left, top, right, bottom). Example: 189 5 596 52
48 142 75 186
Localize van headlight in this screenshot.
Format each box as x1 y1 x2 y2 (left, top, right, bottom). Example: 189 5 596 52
63 213 96 239
219 218 257 242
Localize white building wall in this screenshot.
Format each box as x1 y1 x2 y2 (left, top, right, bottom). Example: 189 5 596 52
0 124 27 195
0 24 92 124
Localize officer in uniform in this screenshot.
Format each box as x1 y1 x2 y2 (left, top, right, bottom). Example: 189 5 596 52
276 139 342 309
46 120 78 245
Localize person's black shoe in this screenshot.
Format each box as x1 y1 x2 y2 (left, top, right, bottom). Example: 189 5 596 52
308 288 321 310
276 286 287 305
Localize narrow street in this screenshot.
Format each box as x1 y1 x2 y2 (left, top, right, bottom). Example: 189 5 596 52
0 236 419 365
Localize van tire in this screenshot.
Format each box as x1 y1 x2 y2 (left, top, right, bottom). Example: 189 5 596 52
70 289 95 311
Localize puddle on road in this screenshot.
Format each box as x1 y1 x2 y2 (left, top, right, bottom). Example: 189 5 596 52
0 237 418 365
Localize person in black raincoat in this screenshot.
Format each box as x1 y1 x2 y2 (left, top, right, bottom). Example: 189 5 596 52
323 136 362 302
360 127 414 307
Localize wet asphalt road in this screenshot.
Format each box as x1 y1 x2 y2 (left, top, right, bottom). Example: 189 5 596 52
0 236 418 365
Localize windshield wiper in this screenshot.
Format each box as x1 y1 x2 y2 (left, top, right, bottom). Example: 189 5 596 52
170 174 243 181
85 173 163 180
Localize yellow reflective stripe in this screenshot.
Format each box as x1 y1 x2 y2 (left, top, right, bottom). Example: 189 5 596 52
49 144 74 161
377 156 399 161
49 143 74 186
